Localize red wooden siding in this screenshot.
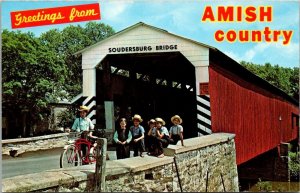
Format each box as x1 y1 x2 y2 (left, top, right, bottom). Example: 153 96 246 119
209 65 299 165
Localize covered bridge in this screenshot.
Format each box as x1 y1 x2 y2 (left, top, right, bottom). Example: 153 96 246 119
75 22 299 165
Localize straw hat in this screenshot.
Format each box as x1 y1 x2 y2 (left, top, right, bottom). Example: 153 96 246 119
155 117 165 126
78 106 89 112
132 114 143 122
171 115 182 124
148 119 156 125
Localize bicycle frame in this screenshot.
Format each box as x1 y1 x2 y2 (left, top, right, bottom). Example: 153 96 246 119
74 138 96 164
60 134 98 168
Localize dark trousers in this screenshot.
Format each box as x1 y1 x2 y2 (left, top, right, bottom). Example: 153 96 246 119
147 135 157 153
131 136 146 157
80 132 89 159
116 144 130 159
144 135 150 151
81 144 88 157
170 134 181 145
149 137 168 156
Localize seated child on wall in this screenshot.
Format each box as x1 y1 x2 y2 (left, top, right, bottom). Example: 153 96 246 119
113 118 132 159
130 114 146 157
147 119 157 155
169 115 184 146
151 117 170 158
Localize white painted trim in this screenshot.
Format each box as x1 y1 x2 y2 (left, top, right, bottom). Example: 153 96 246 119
197 105 211 116
86 100 96 110
83 69 96 96
197 114 211 125
197 96 210 107
198 124 212 134
75 22 216 55
87 110 96 118
70 93 83 104
82 96 93 106
81 25 210 70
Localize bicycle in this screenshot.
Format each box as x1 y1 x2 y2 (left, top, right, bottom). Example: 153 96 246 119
60 132 97 168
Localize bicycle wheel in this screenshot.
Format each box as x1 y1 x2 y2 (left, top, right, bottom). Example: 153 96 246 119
89 147 97 163
60 145 81 168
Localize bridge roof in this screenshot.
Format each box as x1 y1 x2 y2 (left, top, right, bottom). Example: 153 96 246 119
74 22 217 55
210 49 299 106
75 22 298 106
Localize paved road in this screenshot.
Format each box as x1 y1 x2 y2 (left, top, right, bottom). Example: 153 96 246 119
2 147 119 179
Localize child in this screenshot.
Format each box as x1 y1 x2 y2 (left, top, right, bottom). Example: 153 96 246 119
113 118 132 159
169 115 184 146
69 106 98 164
153 117 170 158
130 114 146 157
147 119 157 155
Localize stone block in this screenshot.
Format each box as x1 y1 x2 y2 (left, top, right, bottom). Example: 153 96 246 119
161 177 173 183
3 133 239 192
152 184 166 192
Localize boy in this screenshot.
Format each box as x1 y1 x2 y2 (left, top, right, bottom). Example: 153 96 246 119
130 114 146 157
169 115 184 146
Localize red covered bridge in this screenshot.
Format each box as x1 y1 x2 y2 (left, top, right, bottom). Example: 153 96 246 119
209 50 299 165
74 22 299 165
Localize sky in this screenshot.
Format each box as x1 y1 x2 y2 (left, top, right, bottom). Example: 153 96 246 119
1 0 299 68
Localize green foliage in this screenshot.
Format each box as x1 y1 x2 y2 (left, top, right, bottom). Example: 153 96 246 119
2 22 115 128
256 178 272 192
2 29 67 121
289 151 300 179
240 61 299 100
39 22 115 97
56 108 76 129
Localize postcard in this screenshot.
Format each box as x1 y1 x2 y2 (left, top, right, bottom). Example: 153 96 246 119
2 0 299 192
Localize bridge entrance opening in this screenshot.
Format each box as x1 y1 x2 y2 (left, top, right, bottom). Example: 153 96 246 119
96 52 198 138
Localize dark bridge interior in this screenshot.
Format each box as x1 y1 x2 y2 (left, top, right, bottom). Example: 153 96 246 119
96 52 198 138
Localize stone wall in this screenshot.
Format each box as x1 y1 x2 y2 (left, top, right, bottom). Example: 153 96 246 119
2 133 69 156
105 159 174 192
170 138 238 192
2 133 239 192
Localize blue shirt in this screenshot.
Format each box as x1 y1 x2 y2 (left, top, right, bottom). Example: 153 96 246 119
130 125 145 137
169 125 183 135
71 117 94 132
157 126 169 136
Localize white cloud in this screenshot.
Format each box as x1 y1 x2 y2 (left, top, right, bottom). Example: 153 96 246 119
225 43 271 63
101 1 134 21
224 41 299 67
244 43 270 61
224 51 243 63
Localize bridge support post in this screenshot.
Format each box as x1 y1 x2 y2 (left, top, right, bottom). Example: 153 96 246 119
94 138 107 192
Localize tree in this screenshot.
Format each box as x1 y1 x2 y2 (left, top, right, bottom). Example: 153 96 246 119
2 30 68 124
2 22 115 137
39 22 115 97
290 67 299 99
240 61 299 100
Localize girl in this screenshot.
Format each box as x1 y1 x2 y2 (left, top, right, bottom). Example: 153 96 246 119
113 118 132 159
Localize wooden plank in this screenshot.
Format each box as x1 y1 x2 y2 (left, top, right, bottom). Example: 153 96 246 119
95 138 107 192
